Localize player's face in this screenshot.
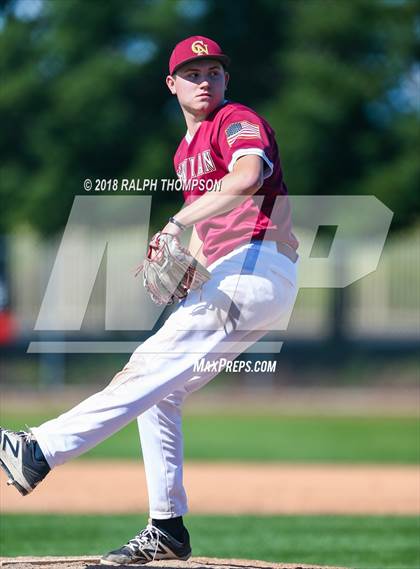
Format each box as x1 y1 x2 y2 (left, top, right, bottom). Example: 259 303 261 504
167 59 229 117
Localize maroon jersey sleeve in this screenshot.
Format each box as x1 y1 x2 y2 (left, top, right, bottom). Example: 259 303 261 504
217 107 275 179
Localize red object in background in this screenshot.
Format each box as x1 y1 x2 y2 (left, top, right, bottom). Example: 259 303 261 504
0 310 17 344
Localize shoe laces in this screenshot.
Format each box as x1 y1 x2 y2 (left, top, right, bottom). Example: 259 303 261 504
126 524 161 561
2 428 34 444
19 428 36 444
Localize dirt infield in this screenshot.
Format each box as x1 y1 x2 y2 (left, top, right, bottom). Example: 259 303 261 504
0 556 348 569
1 461 419 515
2 386 419 417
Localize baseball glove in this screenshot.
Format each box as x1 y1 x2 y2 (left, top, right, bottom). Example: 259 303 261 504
137 232 211 305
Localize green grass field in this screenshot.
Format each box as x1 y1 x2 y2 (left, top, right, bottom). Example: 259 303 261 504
1 411 418 463
1 410 418 566
1 514 419 569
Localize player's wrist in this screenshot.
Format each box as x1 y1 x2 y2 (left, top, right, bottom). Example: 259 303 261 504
168 217 187 231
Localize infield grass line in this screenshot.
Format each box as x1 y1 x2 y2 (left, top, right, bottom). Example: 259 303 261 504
1 412 418 463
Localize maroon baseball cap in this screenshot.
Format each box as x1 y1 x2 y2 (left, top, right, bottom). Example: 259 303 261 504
169 35 230 75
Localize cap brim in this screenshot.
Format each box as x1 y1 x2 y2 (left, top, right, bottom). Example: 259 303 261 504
171 54 230 75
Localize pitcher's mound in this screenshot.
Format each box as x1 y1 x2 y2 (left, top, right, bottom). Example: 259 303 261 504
0 556 348 569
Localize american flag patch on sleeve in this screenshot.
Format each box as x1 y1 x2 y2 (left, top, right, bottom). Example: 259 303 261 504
225 120 261 147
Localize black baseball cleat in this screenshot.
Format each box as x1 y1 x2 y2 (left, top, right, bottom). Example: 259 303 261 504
100 523 192 565
0 428 50 496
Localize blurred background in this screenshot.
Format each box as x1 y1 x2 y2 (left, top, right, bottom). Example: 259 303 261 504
0 0 418 389
0 1 419 567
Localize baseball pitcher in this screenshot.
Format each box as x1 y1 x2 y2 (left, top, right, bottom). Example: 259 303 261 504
0 36 299 565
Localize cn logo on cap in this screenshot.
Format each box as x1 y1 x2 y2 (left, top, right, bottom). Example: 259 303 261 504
191 40 209 56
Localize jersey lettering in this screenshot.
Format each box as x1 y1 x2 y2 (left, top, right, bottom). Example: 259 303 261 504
196 153 203 176
201 150 216 174
188 157 195 178
177 149 216 184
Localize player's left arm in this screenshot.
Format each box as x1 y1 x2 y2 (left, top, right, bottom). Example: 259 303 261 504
161 154 264 236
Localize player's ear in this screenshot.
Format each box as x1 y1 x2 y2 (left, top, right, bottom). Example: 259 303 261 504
166 75 177 95
224 71 230 91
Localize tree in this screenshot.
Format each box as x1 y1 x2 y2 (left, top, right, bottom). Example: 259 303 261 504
0 0 418 235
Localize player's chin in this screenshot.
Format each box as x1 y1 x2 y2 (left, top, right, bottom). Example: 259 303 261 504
194 98 211 108
193 99 217 114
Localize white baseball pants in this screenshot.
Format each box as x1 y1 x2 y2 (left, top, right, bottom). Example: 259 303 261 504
33 241 298 519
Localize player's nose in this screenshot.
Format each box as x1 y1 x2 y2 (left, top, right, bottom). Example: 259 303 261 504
199 75 211 87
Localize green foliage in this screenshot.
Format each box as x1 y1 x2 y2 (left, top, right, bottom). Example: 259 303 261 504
1 514 419 568
3 410 418 463
263 0 420 230
0 0 418 234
